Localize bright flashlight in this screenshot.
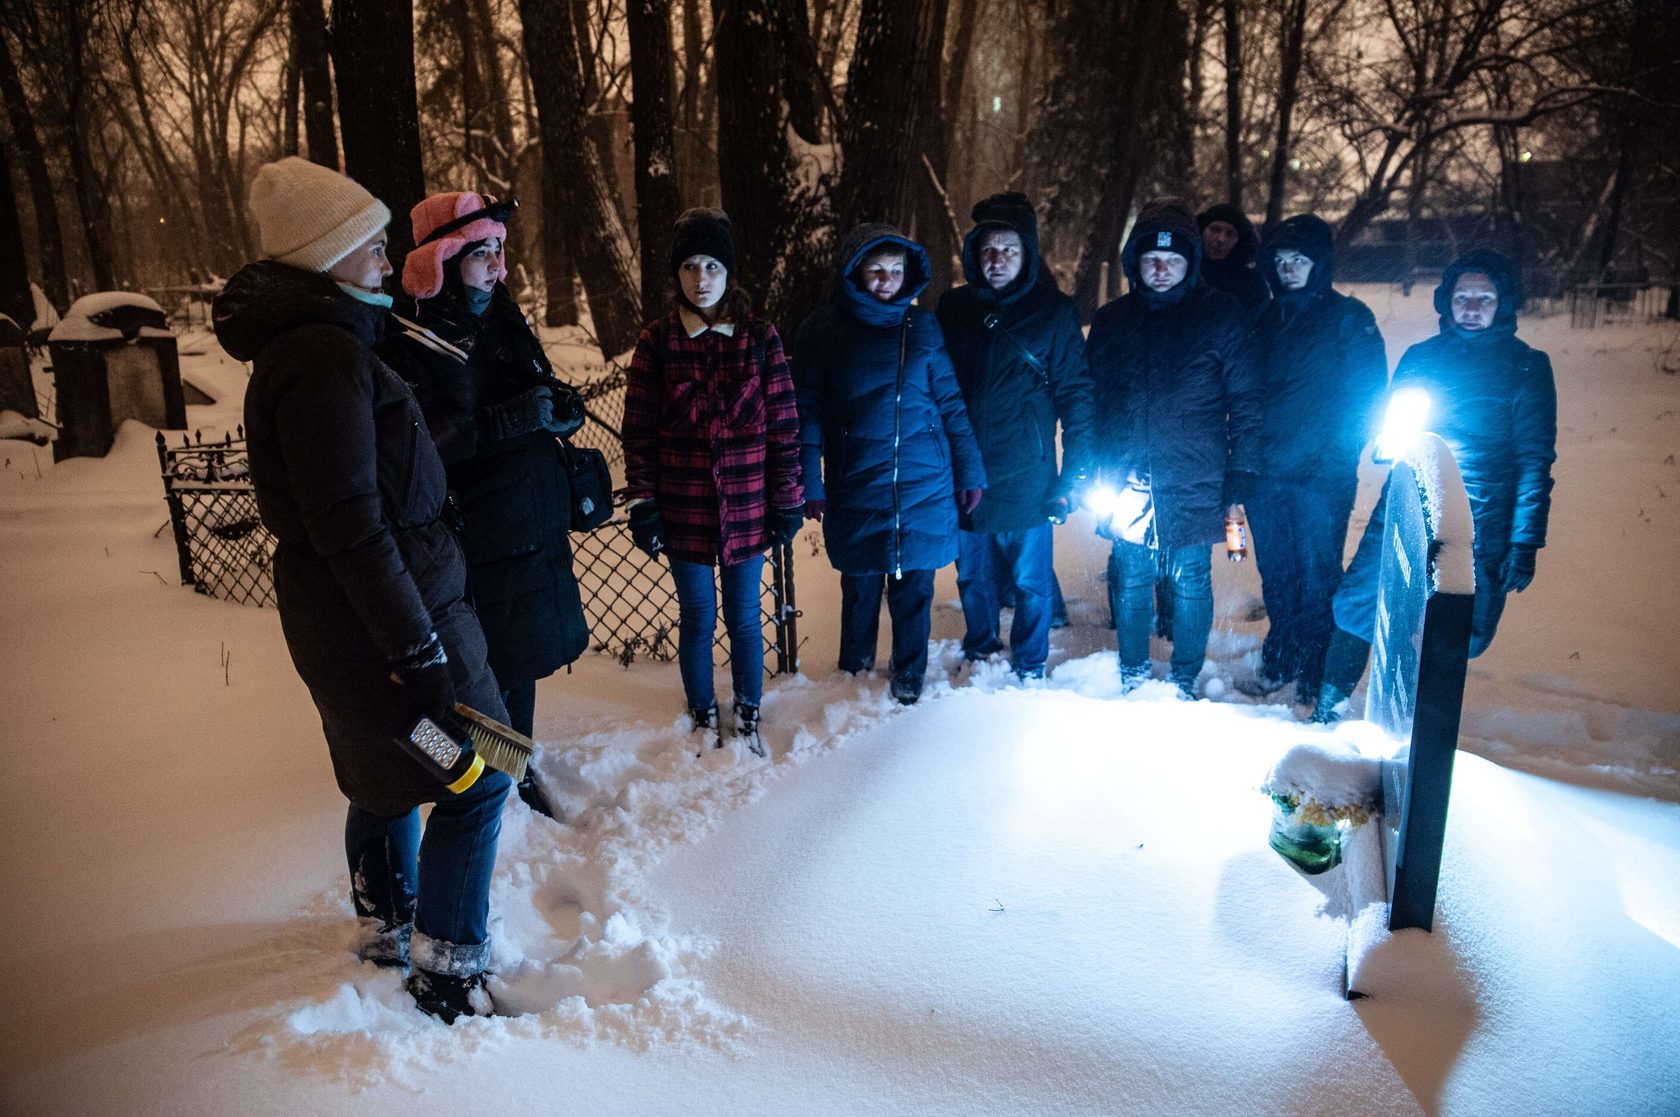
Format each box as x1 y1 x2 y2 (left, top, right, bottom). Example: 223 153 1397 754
1082 482 1120 520
1375 387 1431 463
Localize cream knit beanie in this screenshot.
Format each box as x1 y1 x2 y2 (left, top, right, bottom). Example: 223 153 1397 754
247 157 392 273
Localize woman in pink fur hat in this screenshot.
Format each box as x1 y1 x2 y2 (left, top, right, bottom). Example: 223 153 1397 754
378 192 589 821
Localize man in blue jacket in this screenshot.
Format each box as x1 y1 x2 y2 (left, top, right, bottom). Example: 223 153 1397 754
1313 248 1558 721
938 192 1096 681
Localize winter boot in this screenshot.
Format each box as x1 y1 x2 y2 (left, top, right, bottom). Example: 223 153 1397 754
406 967 493 1025
1235 670 1290 699
1309 685 1351 725
1170 670 1199 700
354 917 412 968
890 670 923 706
690 703 721 756
1119 662 1151 694
733 702 767 758
516 771 559 820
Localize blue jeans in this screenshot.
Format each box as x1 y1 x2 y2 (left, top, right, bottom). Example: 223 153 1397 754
1111 540 1213 684
838 569 936 684
345 765 512 971
669 554 765 710
957 524 1054 673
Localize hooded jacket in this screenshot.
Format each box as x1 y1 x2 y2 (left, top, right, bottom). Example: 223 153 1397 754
936 193 1097 533
1198 203 1270 309
1086 204 1265 548
1251 214 1388 481
378 283 589 686
213 260 503 815
793 224 986 575
1392 249 1557 555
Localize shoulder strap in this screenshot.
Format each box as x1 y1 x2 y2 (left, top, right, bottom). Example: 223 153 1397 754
983 311 1050 389
389 311 470 365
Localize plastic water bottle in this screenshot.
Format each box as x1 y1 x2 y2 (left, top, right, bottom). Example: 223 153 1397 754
1225 515 1248 562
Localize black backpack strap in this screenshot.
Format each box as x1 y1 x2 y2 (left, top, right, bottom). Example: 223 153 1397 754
983 311 1050 390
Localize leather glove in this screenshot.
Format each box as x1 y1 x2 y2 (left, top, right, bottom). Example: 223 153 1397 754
480 384 553 442
1044 496 1070 525
388 632 457 722
804 499 826 523
1502 543 1537 592
957 488 983 515
1222 469 1258 508
628 500 665 558
542 380 586 437
771 505 805 546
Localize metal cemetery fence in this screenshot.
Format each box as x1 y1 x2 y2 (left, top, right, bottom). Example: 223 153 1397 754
156 431 277 606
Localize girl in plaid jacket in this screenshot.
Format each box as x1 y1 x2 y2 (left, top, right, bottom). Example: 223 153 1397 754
622 209 803 754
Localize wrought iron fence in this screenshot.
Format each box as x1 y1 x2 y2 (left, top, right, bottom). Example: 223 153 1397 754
1568 283 1677 328
156 430 277 606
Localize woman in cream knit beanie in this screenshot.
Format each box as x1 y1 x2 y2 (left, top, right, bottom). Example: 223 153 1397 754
247 156 393 276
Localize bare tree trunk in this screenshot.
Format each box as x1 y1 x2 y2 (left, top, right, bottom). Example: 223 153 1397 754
627 0 683 317
1401 143 1427 296
290 0 339 166
330 0 427 265
1260 0 1306 235
1222 0 1242 207
0 130 32 325
1596 118 1636 283
0 31 69 309
942 0 980 216
519 0 643 353
283 58 300 157
59 6 117 291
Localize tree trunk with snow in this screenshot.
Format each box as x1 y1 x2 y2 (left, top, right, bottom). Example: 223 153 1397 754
330 0 426 265
518 0 642 355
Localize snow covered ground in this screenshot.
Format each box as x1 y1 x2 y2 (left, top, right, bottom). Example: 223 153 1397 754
1 291 1676 1115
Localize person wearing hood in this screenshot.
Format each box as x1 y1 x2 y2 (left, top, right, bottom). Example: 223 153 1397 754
1086 200 1265 697
621 208 803 751
1237 214 1388 704
1198 203 1270 310
212 158 512 1024
1312 248 1557 721
936 192 1095 681
375 192 588 819
793 224 987 704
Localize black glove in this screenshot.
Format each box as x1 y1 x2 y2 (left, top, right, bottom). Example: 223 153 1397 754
1502 543 1538 592
479 384 553 443
771 505 804 546
628 500 665 558
1222 469 1258 508
388 632 457 722
543 380 586 437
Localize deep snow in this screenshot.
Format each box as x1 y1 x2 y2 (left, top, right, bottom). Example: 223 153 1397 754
0 291 1676 1115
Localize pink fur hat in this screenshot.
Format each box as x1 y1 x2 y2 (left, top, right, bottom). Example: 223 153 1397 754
402 192 510 299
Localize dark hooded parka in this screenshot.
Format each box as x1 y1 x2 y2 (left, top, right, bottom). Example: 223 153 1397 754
214 261 504 817
378 281 590 690
1197 203 1270 310
1245 213 1389 687
1331 248 1557 657
793 224 986 576
936 192 1096 533
1086 204 1265 550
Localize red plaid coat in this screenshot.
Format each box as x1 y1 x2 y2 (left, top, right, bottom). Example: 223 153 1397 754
622 311 803 566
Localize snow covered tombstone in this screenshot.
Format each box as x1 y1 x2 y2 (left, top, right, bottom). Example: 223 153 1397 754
46 292 187 460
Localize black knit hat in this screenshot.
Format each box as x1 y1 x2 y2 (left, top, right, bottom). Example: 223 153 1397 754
670 207 737 278
1122 199 1202 285
1264 214 1334 265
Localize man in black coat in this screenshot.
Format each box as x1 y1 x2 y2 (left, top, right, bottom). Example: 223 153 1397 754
1199 203 1270 310
938 192 1096 680
1239 214 1388 703
1087 201 1265 696
1314 248 1558 721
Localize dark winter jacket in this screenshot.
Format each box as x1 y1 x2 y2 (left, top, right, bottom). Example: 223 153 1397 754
378 284 589 686
1198 203 1270 310
1086 207 1266 549
937 194 1097 533
1391 251 1557 558
622 307 802 566
214 260 502 816
793 225 987 575
1251 215 1388 482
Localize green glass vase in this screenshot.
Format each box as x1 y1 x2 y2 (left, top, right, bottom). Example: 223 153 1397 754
1268 800 1343 874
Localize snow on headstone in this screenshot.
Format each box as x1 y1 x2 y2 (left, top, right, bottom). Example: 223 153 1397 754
30 282 60 334
48 292 172 344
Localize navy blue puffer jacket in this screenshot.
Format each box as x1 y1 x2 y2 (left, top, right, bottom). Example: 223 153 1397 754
793 225 986 575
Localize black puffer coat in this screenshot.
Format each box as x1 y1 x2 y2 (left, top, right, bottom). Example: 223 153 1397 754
214 261 504 816
379 285 589 687
1252 215 1388 480
1086 213 1265 549
793 224 986 576
936 193 1096 533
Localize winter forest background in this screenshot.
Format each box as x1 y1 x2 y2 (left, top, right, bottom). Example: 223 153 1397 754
2 0 1678 356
